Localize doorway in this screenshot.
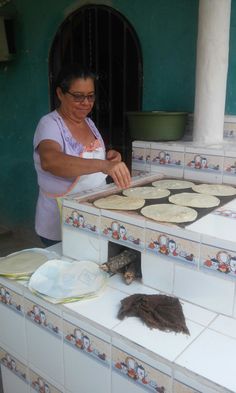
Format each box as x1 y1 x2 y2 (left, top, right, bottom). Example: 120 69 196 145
49 4 143 165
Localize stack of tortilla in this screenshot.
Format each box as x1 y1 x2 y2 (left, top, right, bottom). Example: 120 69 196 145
28 259 107 304
0 248 59 280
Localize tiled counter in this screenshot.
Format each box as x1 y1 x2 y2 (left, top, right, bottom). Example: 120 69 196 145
2 139 236 393
0 243 236 393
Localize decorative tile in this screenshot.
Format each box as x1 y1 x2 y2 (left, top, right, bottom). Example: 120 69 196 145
63 319 110 366
63 315 111 393
0 285 27 359
174 265 234 315
223 120 236 140
184 152 223 182
132 146 151 171
213 205 236 220
25 301 64 386
101 216 145 250
150 147 184 169
0 348 28 384
223 156 236 185
174 369 225 393
112 346 172 393
187 212 236 243
0 285 24 314
146 228 199 267
30 369 63 393
200 242 236 277
63 206 100 235
24 298 62 337
173 380 200 393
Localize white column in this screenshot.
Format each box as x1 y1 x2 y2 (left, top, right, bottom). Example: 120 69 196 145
193 0 231 144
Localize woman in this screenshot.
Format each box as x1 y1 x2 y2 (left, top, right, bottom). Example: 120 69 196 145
33 64 131 246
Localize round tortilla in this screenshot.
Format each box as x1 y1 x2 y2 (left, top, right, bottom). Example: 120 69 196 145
192 183 236 196
169 192 220 208
93 194 145 210
141 203 198 223
0 251 49 276
122 187 170 199
152 179 195 190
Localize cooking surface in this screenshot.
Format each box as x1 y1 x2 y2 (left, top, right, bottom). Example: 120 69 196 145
84 179 236 228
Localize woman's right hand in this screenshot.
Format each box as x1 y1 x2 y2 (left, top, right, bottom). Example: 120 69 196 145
104 160 131 189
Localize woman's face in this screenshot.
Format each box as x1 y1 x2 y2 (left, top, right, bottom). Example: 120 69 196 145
57 77 95 121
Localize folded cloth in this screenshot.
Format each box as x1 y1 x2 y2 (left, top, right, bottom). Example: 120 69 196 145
117 293 189 335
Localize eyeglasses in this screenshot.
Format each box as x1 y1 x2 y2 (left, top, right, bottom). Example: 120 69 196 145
66 91 96 103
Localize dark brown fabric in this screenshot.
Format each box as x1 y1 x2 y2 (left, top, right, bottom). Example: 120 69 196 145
117 293 189 335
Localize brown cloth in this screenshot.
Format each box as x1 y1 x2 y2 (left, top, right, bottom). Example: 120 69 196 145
117 293 189 335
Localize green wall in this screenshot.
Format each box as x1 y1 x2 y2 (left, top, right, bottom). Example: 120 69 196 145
0 0 234 228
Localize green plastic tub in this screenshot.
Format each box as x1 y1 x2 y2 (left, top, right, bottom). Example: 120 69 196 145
126 111 188 141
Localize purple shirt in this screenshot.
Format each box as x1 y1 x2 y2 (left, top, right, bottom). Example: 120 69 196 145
33 110 106 240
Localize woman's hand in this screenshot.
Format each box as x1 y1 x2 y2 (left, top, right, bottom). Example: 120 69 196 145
106 149 122 162
104 160 131 189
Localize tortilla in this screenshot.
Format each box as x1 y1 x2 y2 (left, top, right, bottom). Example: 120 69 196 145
93 194 145 210
141 203 198 223
123 187 170 199
169 192 220 208
152 179 195 190
192 183 236 196
0 251 49 276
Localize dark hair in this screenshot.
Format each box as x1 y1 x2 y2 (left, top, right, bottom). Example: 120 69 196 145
55 64 98 93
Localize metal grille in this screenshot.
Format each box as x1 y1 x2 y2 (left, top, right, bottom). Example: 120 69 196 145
49 5 143 164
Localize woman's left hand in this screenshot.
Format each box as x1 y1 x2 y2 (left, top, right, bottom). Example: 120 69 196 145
106 149 122 162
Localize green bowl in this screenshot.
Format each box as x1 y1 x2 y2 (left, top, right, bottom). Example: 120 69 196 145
126 111 188 141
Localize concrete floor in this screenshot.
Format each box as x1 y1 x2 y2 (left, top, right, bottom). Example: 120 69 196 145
0 224 44 393
0 224 44 257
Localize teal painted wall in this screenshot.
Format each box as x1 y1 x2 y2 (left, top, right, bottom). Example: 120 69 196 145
0 0 234 228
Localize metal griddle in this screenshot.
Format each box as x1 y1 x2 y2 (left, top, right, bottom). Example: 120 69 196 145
89 178 236 228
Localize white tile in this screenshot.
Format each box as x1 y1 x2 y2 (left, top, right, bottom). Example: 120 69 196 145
0 303 27 360
150 164 184 178
188 216 236 244
26 319 64 386
141 252 174 294
64 286 127 330
64 342 110 393
112 371 149 393
184 168 223 184
173 265 235 315
108 274 160 295
0 277 24 294
174 369 227 393
113 317 204 362
181 300 216 327
62 227 101 262
46 242 62 255
112 335 171 375
1 365 29 393
209 314 236 339
175 329 236 392
62 310 111 343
